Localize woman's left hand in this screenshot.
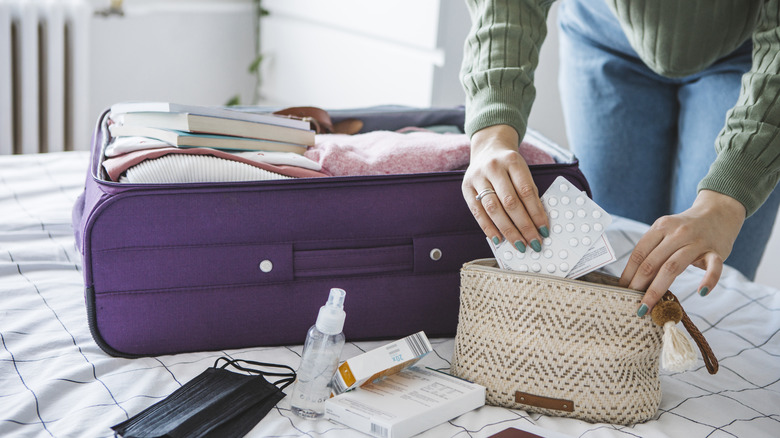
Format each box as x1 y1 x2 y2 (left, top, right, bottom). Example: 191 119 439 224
620 190 747 316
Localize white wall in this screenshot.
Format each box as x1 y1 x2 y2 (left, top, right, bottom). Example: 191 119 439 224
429 2 470 108
258 0 449 109
86 0 257 135
527 3 568 149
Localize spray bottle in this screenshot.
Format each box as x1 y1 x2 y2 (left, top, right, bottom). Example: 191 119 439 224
290 288 346 419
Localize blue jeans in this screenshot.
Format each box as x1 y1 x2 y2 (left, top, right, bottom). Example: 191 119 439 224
557 0 780 280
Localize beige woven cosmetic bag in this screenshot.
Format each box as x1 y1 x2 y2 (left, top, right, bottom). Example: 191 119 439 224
450 259 717 425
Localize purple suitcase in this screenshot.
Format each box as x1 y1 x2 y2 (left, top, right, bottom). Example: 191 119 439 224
73 107 590 357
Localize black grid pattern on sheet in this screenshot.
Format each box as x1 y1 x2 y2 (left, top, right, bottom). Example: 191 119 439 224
0 152 777 438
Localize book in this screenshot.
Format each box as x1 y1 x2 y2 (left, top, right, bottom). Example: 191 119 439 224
109 125 307 154
110 102 311 130
325 367 485 438
115 112 315 147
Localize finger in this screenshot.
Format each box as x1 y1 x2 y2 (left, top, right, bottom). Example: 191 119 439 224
480 184 534 251
505 169 547 251
636 244 700 316
697 252 723 297
619 228 665 288
488 173 540 252
628 234 689 294
462 182 503 245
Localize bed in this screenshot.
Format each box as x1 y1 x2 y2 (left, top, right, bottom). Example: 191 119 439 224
1 150 778 438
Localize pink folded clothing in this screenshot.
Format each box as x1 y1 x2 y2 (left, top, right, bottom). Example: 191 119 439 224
305 130 555 176
103 147 329 182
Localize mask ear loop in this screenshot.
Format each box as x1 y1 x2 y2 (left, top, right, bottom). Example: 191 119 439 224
213 357 297 390
273 375 296 391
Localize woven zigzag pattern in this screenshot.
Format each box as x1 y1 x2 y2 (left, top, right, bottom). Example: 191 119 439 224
451 264 664 425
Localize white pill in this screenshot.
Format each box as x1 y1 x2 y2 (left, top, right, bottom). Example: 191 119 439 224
575 196 585 206
503 251 514 260
544 249 553 258
547 264 556 273
532 263 541 272
550 210 559 219
577 209 586 218
518 265 529 272
543 237 552 246
561 196 571 205
531 252 540 260
582 237 592 246
566 223 575 232
569 238 578 247
548 197 558 207
593 210 602 219
594 223 603 232
559 183 569 192
565 210 574 219
560 262 569 271
553 224 562 234
581 224 590 233
559 250 569 259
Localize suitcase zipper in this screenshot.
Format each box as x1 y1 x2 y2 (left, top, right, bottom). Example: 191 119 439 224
83 285 142 358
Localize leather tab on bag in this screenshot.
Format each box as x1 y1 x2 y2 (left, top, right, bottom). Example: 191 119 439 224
273 106 333 133
273 106 363 134
515 391 574 412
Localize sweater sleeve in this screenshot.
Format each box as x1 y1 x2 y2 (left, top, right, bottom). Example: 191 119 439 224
699 0 780 217
461 0 554 139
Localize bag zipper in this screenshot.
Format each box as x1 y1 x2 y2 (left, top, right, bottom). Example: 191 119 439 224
463 259 644 297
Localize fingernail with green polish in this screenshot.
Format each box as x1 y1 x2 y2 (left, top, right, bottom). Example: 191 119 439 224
699 286 710 297
514 241 526 253
492 236 500 246
530 239 542 252
637 303 649 317
539 225 550 238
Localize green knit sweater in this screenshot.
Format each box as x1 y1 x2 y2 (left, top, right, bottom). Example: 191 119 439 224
462 0 780 216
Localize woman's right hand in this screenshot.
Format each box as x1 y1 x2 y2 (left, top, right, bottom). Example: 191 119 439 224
461 125 549 253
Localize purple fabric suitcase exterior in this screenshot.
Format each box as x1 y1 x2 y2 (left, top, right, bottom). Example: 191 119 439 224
73 107 590 357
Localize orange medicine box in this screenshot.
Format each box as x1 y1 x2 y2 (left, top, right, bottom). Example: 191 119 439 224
331 331 432 395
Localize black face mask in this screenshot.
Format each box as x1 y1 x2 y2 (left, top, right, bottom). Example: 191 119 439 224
112 357 296 438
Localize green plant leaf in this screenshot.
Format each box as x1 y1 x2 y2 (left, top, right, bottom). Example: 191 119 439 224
248 54 264 74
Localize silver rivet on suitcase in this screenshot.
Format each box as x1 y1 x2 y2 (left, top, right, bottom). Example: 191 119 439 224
429 248 442 261
259 260 273 272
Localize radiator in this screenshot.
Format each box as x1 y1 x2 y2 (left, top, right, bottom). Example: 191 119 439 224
0 0 90 155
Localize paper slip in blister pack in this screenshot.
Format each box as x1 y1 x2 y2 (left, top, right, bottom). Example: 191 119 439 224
489 176 616 278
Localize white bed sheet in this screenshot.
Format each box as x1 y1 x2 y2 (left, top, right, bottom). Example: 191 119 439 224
1 151 778 438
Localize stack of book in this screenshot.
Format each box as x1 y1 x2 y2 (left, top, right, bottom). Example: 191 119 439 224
108 102 315 154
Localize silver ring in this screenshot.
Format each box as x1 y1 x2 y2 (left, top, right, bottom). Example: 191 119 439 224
475 188 497 201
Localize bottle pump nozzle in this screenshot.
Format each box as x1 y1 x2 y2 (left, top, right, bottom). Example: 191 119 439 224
315 288 346 335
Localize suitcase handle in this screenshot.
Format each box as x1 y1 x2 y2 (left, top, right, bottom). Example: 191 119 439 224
291 233 487 279
294 244 414 278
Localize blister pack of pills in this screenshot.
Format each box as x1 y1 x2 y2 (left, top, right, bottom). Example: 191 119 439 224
488 176 616 278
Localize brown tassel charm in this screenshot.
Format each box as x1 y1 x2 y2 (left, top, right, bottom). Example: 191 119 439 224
651 295 696 372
